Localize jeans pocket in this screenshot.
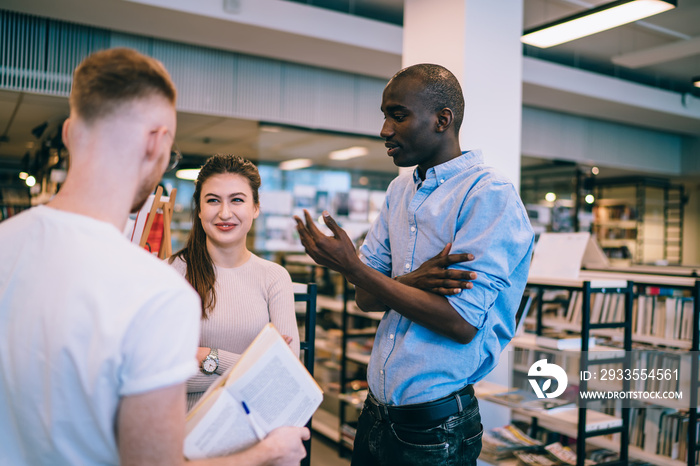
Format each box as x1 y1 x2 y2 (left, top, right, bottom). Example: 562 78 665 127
389 422 449 450
460 425 483 466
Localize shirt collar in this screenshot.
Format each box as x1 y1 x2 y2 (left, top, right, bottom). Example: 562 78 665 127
412 150 483 186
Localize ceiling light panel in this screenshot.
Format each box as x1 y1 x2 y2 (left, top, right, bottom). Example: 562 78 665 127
522 0 677 48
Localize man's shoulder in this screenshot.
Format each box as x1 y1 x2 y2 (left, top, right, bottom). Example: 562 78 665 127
0 205 41 232
453 158 520 198
122 248 195 294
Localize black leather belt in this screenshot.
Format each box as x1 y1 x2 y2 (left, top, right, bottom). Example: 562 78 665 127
365 384 475 425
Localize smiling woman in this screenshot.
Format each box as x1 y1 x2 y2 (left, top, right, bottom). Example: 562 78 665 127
167 154 300 410
198 172 259 259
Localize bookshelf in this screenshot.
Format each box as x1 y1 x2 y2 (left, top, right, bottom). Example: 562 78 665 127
524 277 634 466
337 278 380 455
285 249 699 465
282 254 380 456
502 272 700 466
591 178 684 265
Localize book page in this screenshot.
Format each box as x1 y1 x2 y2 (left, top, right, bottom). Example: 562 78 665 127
226 326 323 430
184 324 323 459
183 390 257 460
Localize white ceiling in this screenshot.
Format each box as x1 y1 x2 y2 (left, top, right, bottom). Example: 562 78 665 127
1 0 699 176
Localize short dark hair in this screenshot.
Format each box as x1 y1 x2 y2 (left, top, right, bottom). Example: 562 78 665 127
70 47 176 123
390 64 464 132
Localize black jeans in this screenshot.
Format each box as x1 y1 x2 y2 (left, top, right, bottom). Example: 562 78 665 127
351 394 483 466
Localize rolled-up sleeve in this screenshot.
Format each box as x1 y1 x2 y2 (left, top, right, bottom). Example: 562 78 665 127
445 181 534 330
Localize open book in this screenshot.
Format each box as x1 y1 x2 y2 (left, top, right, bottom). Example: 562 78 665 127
184 323 323 460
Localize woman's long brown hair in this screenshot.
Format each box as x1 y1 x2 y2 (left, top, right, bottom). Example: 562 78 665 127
169 154 261 318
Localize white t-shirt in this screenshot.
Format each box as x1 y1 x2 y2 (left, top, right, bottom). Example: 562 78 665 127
0 206 201 465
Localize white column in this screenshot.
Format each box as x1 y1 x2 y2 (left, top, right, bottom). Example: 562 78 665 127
402 0 524 191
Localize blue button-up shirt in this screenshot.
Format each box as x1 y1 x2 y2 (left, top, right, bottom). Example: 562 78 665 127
359 150 534 405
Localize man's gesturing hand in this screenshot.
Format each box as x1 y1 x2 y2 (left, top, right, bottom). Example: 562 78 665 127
294 209 361 276
396 243 477 295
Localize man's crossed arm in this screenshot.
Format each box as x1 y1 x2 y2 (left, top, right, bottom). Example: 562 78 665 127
294 210 478 344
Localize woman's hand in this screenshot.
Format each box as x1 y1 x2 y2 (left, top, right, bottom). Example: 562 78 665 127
282 335 293 346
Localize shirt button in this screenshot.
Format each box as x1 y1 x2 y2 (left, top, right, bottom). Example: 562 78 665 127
439 178 445 184
405 263 410 269
380 369 384 375
410 226 416 232
389 334 394 340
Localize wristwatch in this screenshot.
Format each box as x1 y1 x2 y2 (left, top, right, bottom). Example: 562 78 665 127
201 348 219 375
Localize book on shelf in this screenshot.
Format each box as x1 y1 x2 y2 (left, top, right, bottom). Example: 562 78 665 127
340 421 357 448
535 333 597 350
631 295 695 342
521 396 576 413
183 323 323 460
657 410 699 462
514 442 596 466
484 389 540 409
484 388 575 413
480 424 542 462
515 292 535 337
552 408 622 432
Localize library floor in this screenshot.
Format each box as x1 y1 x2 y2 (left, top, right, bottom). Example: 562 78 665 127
309 433 351 466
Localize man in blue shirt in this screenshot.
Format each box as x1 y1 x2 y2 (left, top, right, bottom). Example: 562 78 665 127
295 63 534 465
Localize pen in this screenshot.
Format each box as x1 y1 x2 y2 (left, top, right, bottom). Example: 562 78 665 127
241 401 266 441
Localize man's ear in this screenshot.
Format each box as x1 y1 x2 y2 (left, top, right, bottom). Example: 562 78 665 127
145 126 167 164
61 118 72 150
436 108 454 133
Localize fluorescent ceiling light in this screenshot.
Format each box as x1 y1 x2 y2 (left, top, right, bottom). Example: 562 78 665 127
261 126 281 133
176 168 200 180
694 77 700 88
329 146 369 161
522 0 676 49
279 158 313 171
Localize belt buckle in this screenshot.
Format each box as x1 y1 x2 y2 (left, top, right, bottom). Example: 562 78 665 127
381 404 390 421
367 394 390 422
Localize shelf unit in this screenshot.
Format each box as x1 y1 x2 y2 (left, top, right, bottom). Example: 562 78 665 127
282 254 380 456
526 276 634 466
337 277 380 455
592 177 685 265
284 252 699 464
508 272 700 466
579 270 699 466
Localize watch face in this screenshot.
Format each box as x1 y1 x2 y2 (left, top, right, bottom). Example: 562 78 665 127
203 359 217 373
